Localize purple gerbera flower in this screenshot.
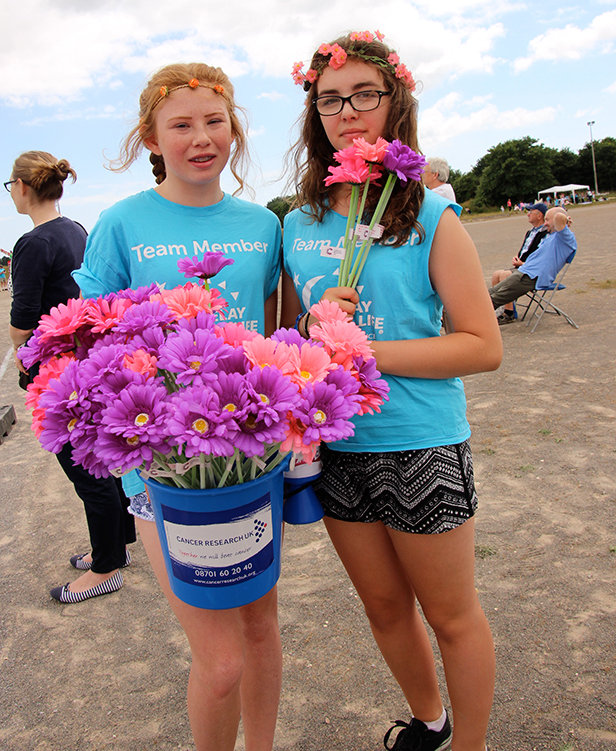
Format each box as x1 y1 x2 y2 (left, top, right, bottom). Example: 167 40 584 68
79 343 126 386
174 309 217 335
113 300 175 337
157 328 230 386
270 327 306 348
19 329 75 369
245 366 299 428
94 429 162 476
353 356 390 400
211 371 251 424
177 253 234 281
99 381 170 444
165 384 236 458
38 362 94 452
116 283 161 304
130 326 167 356
71 422 113 478
217 347 250 375
293 380 359 444
383 141 427 183
232 367 299 456
324 364 362 398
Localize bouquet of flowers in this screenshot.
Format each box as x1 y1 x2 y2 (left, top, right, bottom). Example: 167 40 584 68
20 254 389 490
325 136 426 288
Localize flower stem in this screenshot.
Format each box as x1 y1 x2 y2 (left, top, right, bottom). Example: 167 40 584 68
348 173 397 289
235 449 244 484
339 184 360 286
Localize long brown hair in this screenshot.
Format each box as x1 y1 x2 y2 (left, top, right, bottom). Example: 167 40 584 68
287 34 424 246
110 63 250 195
12 151 76 202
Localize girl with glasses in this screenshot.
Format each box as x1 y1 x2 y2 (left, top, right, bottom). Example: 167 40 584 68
282 32 502 751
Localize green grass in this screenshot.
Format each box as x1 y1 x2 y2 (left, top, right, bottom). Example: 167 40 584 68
589 278 616 289
475 544 497 559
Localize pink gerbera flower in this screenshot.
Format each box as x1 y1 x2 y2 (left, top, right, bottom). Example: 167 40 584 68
243 335 296 376
123 349 158 378
353 137 389 164
26 354 76 437
309 299 351 325
280 416 319 462
85 297 133 334
309 319 374 369
159 282 229 320
288 341 334 387
215 322 260 347
325 162 382 187
37 298 88 341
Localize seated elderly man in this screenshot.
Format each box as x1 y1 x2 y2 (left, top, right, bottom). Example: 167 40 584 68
422 157 456 202
488 207 576 323
491 202 548 324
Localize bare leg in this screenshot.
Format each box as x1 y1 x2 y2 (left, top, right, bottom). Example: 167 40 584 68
137 518 243 751
324 518 444 723
391 519 494 751
239 587 282 751
137 518 281 751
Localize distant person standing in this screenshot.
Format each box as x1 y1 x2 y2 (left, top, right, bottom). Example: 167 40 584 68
422 157 456 202
7 150 135 603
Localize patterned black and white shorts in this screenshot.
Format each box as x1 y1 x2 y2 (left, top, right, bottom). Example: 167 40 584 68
315 440 477 535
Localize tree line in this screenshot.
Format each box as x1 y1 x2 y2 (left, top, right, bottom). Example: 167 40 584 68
450 136 616 211
266 135 616 221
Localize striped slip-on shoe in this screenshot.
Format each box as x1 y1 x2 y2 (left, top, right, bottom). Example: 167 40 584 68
50 570 123 604
70 549 132 571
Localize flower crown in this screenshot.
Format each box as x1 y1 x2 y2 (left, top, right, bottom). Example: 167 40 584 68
151 79 226 111
291 31 416 92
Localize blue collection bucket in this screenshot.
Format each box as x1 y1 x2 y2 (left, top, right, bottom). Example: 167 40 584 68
283 459 324 525
142 460 287 610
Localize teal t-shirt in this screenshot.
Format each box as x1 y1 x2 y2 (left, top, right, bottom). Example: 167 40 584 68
74 189 282 494
283 189 470 453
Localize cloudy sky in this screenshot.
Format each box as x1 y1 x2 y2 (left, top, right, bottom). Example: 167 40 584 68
1 0 615 251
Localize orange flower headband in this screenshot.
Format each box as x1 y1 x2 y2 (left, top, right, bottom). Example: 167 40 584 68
151 78 226 111
292 31 416 92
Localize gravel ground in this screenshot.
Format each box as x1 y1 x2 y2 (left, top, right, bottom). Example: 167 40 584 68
0 201 614 751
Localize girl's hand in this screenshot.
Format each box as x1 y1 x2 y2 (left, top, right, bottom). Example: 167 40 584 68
13 350 27 374
321 286 359 318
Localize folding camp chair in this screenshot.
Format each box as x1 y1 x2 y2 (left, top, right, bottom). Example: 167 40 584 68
518 249 578 333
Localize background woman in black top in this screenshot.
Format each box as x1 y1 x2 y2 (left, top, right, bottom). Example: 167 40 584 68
8 150 135 603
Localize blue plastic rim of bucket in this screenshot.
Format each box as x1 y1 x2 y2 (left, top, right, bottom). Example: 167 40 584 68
142 459 288 610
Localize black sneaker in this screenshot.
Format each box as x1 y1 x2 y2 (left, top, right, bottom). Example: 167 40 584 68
497 311 516 325
384 713 452 751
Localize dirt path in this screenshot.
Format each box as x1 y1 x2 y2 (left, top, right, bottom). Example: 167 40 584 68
0 202 614 750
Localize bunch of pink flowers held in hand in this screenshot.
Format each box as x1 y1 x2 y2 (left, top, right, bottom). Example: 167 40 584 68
325 136 427 289
20 254 388 490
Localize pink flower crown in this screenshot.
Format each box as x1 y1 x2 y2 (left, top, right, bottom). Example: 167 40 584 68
291 31 415 93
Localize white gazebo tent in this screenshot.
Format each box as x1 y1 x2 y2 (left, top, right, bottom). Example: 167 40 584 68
538 183 590 202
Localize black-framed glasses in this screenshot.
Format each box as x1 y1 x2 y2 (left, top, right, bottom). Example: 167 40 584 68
313 90 391 116
4 179 17 193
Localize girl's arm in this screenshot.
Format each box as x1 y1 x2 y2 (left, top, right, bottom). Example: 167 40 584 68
281 209 502 380
370 208 502 379
280 271 303 328
264 289 279 337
